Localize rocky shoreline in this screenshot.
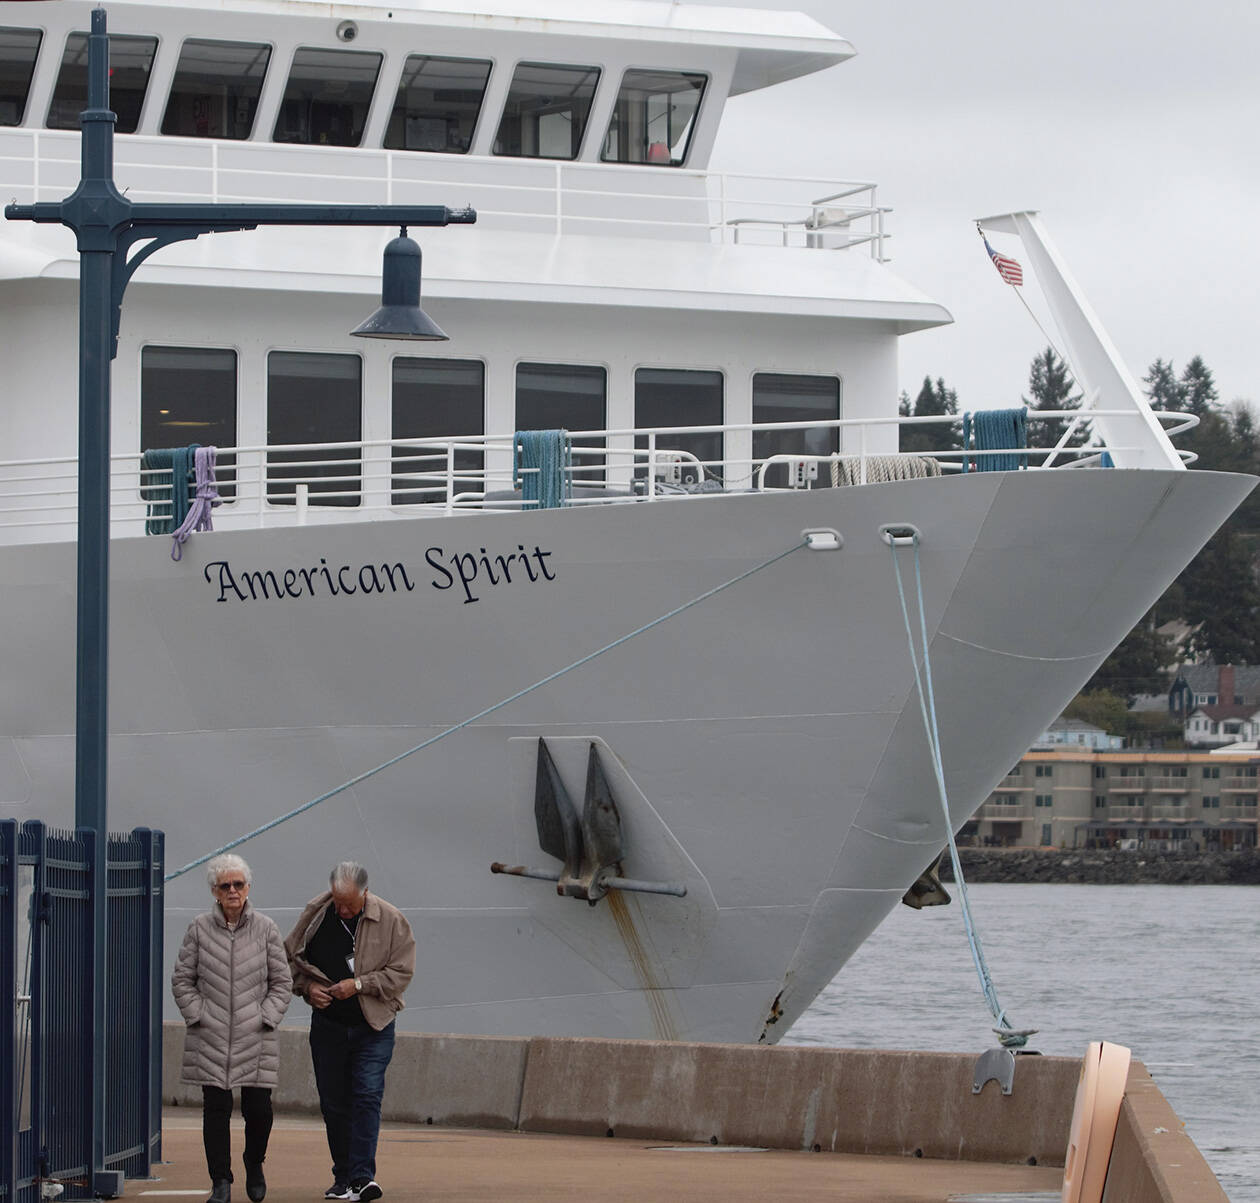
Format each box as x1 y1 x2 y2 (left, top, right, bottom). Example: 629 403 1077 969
938 847 1260 885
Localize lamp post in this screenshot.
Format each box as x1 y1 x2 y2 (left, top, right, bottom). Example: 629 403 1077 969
3 8 473 1195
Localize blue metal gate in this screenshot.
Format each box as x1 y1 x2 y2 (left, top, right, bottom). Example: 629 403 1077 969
1 820 164 1201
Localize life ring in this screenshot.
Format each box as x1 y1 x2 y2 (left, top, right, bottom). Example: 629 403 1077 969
1061 1041 1132 1203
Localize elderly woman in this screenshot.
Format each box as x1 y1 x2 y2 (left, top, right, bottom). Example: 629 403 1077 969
172 854 292 1203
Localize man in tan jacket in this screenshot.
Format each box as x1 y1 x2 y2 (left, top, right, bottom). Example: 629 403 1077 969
285 862 415 1203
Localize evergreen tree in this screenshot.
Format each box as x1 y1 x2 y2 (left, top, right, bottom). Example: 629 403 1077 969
1180 527 1260 663
1022 347 1083 449
1142 358 1184 410
899 376 960 454
1081 611 1175 704
1179 355 1219 418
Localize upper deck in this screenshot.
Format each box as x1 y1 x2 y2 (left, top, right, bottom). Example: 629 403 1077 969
0 0 866 235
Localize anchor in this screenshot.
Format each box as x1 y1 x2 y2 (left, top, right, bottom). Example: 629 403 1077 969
901 849 952 909
491 739 688 904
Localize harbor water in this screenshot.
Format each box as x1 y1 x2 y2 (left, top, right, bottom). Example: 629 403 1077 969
788 883 1260 1202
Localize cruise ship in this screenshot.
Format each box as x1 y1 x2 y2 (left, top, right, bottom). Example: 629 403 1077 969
0 0 1252 1043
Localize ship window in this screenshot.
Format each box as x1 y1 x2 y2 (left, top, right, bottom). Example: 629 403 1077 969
601 68 706 166
384 55 490 154
752 373 840 488
0 27 42 125
48 32 157 133
392 358 485 504
274 46 381 147
162 39 270 139
266 351 361 507
515 362 606 484
634 368 723 483
494 62 599 160
140 346 238 500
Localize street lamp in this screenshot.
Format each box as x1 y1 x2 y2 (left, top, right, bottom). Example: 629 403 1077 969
2 8 473 1195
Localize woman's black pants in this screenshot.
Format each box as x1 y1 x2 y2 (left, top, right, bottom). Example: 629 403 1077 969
201 1085 273 1182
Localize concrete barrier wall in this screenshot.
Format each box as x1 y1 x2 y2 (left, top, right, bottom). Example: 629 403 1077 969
163 1024 528 1131
163 1024 1073 1164
514 1037 1079 1166
1102 1062 1229 1203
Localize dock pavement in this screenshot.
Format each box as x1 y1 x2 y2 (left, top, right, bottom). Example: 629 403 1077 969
131 1109 1064 1202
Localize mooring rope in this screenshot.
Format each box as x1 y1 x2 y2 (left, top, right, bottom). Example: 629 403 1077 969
888 532 1033 1050
165 537 808 882
170 446 221 561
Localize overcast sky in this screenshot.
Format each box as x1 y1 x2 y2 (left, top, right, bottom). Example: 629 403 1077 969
710 0 1258 413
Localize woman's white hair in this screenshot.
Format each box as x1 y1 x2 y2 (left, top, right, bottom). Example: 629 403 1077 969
206 852 252 892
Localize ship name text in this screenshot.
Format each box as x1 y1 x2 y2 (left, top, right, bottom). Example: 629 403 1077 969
203 543 557 606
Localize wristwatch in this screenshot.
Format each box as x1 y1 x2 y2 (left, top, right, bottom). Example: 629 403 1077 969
354 977 362 993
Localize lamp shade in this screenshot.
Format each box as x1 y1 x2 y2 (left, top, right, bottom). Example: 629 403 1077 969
351 229 448 340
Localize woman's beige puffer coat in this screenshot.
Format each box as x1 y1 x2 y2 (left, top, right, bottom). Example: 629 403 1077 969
171 901 293 1088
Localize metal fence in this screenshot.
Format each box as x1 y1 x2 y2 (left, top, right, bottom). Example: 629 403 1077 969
1 820 164 1202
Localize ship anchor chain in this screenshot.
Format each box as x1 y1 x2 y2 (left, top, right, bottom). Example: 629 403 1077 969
491 739 687 905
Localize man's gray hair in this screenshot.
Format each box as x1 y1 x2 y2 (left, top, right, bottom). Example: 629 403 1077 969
330 861 368 891
206 852 252 892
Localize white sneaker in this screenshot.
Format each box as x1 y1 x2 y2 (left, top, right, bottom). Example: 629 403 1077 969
324 1185 353 1200
355 1183 382 1202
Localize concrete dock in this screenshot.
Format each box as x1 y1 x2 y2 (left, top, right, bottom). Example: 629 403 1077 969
156 1027 1228 1202
137 1109 1065 1201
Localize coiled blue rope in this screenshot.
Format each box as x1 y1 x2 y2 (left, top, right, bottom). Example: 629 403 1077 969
888 533 1033 1050
961 408 1027 473
166 537 807 882
514 429 572 508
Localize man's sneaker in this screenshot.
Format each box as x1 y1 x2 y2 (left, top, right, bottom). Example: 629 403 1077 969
324 1185 353 1200
355 1182 383 1202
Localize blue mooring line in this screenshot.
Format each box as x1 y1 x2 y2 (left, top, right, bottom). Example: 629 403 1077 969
166 538 807 882
888 534 1030 1050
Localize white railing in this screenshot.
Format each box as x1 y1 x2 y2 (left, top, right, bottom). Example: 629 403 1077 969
0 407 1199 543
0 128 889 257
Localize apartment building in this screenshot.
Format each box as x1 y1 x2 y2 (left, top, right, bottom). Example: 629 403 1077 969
960 749 1259 851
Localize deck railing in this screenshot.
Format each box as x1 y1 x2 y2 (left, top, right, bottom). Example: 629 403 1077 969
0 408 1197 543
0 128 890 255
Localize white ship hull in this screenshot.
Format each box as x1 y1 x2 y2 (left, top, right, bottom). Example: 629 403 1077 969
0 467 1249 1042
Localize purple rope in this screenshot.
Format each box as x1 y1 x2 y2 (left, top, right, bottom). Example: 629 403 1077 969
171 446 221 561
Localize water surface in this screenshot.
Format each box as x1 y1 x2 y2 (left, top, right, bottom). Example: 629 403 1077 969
788 883 1260 1202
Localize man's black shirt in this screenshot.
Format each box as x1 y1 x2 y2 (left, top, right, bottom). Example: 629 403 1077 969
305 903 366 1026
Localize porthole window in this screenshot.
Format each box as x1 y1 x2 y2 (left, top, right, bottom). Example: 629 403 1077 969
273 46 381 147
48 32 157 133
634 368 723 482
0 27 42 126
494 62 599 160
392 358 485 504
385 55 490 154
162 39 271 139
752 373 839 488
516 362 606 484
601 69 705 166
267 351 362 507
141 345 238 500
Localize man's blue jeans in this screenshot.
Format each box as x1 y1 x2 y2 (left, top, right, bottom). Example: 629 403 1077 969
309 1011 396 1185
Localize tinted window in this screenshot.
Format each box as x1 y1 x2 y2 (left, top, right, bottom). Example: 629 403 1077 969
274 47 381 146
48 32 157 133
0 27 42 126
141 346 238 499
516 362 606 484
162 39 270 139
385 55 490 154
494 62 599 159
601 69 705 166
752 373 839 488
392 358 485 504
267 351 361 507
634 368 723 482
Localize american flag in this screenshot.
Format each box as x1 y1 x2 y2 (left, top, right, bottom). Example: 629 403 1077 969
984 237 1023 286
